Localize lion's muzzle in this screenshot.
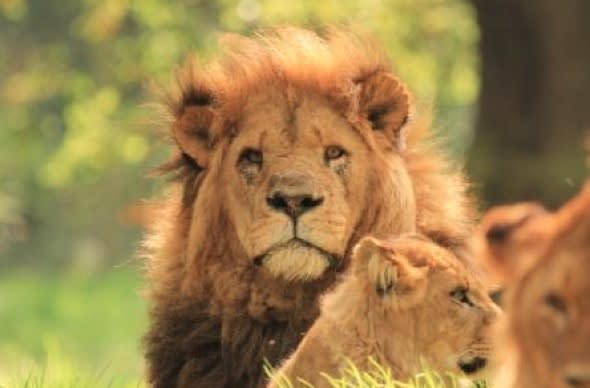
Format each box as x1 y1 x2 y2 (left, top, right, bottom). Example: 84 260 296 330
257 239 338 282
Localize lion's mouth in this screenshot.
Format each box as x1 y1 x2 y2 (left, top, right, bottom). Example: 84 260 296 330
457 356 487 375
253 239 341 281
254 239 339 268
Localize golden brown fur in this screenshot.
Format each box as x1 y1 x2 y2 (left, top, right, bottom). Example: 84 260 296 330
269 235 498 387
143 27 476 387
475 182 590 388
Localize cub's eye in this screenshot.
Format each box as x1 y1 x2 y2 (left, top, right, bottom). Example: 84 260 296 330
324 145 347 161
450 286 474 307
489 288 504 307
239 148 263 165
544 292 567 313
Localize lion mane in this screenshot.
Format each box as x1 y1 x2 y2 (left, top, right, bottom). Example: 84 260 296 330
142 27 475 387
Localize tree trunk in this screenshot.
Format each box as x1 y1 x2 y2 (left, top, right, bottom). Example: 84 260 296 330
469 0 590 208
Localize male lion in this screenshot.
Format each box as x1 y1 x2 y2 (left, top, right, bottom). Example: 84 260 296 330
474 182 590 388
143 27 475 387
268 235 498 387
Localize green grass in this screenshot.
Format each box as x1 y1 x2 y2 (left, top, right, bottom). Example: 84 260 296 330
0 268 488 387
265 358 488 388
0 268 146 387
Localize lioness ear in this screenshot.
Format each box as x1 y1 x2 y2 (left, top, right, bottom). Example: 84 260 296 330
356 71 411 150
171 83 218 169
475 203 550 283
353 237 427 302
551 181 590 251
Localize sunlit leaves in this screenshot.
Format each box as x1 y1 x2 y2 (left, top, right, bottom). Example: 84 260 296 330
0 0 28 21
76 0 130 43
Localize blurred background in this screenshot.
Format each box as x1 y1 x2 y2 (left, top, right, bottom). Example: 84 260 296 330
1 0 588 386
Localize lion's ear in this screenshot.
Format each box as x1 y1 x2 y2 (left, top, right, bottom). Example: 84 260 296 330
353 237 427 305
172 90 217 169
357 71 411 150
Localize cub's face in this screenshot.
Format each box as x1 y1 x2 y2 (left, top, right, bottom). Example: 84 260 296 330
421 258 498 377
220 90 411 281
352 235 499 378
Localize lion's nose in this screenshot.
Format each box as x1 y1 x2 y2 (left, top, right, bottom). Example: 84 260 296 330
266 192 324 219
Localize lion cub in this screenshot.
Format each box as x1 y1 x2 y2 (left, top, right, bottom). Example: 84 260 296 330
269 234 499 387
475 182 590 388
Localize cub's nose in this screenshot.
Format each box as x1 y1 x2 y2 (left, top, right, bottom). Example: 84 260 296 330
266 192 324 219
564 365 590 388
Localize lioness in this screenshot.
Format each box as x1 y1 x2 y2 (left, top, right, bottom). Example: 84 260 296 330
269 235 498 387
143 27 476 387
475 182 590 388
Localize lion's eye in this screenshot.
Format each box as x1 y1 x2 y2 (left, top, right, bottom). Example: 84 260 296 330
450 286 473 307
544 292 567 313
324 145 347 161
239 148 263 165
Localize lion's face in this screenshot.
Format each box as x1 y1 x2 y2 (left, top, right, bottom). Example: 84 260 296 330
166 28 420 284
351 235 499 378
220 91 376 281
477 184 590 388
176 86 415 283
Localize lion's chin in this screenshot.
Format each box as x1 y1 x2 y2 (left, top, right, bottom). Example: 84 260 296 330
260 241 334 282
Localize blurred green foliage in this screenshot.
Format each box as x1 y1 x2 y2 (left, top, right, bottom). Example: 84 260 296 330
0 0 478 269
0 268 144 386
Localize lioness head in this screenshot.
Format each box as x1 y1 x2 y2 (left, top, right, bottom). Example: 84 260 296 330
477 182 590 388
330 235 498 378
168 28 418 282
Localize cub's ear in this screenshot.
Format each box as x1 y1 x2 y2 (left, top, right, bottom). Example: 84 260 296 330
352 237 428 306
352 236 398 296
171 79 219 169
475 203 550 283
356 71 411 150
